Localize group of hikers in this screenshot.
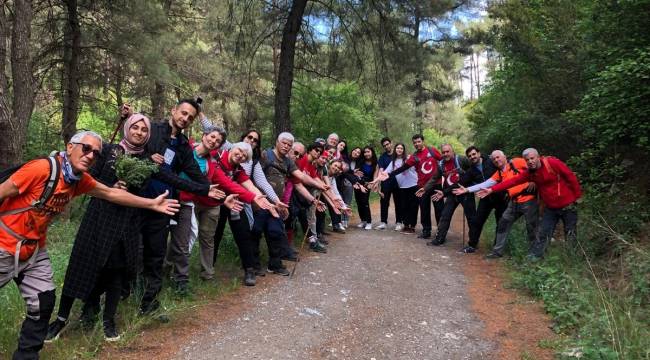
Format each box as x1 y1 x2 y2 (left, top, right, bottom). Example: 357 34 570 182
0 98 581 359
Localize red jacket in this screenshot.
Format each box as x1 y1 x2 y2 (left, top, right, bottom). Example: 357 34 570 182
491 156 581 209
180 150 256 207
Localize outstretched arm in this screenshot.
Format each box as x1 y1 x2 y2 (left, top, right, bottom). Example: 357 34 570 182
87 184 179 215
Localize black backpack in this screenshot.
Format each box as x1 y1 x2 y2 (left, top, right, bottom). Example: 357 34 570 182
0 156 61 212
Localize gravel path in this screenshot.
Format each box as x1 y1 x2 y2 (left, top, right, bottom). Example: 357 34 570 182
175 215 495 360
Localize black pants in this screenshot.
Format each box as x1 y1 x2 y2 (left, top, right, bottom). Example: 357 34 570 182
140 210 170 307
420 185 444 234
398 186 418 227
251 209 289 270
316 197 326 235
213 206 257 270
433 193 477 244
354 188 371 223
57 267 125 322
380 184 397 223
468 194 508 248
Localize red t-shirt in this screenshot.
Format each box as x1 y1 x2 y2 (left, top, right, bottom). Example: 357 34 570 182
295 156 319 181
0 158 97 259
404 146 442 187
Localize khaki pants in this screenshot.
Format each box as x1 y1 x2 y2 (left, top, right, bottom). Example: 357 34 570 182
195 204 221 280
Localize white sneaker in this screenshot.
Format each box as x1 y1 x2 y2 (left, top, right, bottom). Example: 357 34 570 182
356 221 367 229
364 223 372 230
374 222 387 230
394 223 404 231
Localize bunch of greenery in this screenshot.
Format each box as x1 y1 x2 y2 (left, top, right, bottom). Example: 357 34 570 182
114 154 159 188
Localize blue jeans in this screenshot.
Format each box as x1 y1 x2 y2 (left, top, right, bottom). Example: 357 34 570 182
531 204 578 258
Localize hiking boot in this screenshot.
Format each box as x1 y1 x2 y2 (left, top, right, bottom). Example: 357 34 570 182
267 266 290 276
44 319 67 343
417 232 431 239
244 269 256 286
526 254 542 262
309 241 328 253
281 251 298 262
485 252 503 259
139 299 161 316
103 318 121 342
254 267 266 277
80 302 100 330
374 222 387 230
174 282 190 297
460 246 476 254
394 223 404 231
401 226 416 234
318 235 329 245
426 240 444 246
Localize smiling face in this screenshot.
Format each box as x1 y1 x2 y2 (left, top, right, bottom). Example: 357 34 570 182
170 102 197 130
243 131 260 149
229 147 249 165
329 161 342 175
337 141 346 152
412 138 424 151
491 151 507 169
394 144 404 157
467 149 481 165
127 120 149 146
441 145 454 161
363 148 373 160
351 148 361 160
66 135 102 173
202 131 223 151
327 134 339 147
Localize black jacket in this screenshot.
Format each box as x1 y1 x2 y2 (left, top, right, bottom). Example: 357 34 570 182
145 121 210 196
465 155 498 186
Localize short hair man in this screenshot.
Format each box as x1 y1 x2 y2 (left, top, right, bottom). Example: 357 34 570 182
0 131 178 359
478 148 582 260
455 150 537 258
375 136 396 230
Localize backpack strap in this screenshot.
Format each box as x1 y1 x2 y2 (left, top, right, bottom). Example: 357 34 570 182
541 157 561 196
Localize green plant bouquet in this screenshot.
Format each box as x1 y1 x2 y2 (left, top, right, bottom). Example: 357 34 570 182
114 154 159 189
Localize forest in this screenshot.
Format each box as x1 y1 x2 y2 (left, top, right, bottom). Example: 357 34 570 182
1 0 649 359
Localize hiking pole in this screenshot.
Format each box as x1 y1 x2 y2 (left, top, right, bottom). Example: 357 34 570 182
290 230 310 278
462 203 466 250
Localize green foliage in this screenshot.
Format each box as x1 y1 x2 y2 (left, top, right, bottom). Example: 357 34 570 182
501 215 650 360
114 155 159 188
291 80 380 147
422 128 465 153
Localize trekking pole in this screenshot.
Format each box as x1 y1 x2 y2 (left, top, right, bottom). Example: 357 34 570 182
290 231 310 278
462 205 466 250
109 117 126 144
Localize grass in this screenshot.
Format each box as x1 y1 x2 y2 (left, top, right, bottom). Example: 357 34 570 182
479 212 650 360
0 200 283 359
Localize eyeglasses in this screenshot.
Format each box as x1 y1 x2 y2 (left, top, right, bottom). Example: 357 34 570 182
246 135 259 143
293 151 302 157
72 142 101 158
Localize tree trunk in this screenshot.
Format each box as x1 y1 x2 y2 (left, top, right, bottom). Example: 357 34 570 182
151 81 166 121
474 52 481 98
412 11 424 134
61 0 81 143
0 0 35 169
0 4 8 93
273 0 308 137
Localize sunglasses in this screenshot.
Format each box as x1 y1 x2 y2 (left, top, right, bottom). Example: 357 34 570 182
73 142 101 158
246 135 259 143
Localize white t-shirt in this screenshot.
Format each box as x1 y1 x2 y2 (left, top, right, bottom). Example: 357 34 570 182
386 158 417 188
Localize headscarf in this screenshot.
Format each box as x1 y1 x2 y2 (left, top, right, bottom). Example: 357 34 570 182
119 113 151 154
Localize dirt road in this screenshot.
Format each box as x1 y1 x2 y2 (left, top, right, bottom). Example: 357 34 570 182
174 214 495 359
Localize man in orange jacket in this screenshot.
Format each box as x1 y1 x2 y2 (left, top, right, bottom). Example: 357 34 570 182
477 148 582 260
